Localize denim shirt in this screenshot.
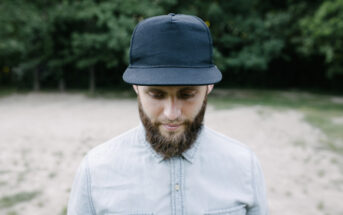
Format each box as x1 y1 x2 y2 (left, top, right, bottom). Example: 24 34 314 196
68 125 268 215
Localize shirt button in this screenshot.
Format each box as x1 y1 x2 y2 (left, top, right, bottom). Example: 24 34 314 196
175 183 180 191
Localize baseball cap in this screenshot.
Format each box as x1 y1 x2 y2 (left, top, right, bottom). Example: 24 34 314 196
123 13 222 86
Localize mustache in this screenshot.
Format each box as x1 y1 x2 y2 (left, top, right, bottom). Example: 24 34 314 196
155 120 185 125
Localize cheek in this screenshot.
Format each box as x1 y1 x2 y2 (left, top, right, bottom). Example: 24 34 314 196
140 98 163 120
182 101 203 119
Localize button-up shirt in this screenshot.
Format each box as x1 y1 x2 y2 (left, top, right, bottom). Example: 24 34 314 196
68 125 268 215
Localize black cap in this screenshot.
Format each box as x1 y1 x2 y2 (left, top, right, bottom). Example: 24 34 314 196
123 14 222 86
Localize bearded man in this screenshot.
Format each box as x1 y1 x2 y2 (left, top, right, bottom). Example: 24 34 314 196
68 14 268 215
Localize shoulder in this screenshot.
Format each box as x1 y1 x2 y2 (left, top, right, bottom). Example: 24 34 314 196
202 126 251 153
86 126 142 166
199 126 254 165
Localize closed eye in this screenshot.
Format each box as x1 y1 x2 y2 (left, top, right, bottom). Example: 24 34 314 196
178 93 194 99
178 90 197 99
148 91 165 99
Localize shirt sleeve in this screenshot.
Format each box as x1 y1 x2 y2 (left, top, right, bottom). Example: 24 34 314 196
247 152 269 215
67 155 96 215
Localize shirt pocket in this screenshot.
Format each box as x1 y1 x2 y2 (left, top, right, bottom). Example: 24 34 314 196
104 212 153 215
204 205 246 215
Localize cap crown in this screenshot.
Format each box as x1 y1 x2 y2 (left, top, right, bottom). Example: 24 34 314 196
129 14 214 68
123 14 222 86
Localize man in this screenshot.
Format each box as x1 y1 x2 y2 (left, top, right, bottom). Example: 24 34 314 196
68 14 268 215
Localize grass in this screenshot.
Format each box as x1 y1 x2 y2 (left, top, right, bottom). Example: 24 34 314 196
86 88 136 99
0 87 136 100
317 169 326 177
0 191 40 208
293 139 306 148
60 206 67 215
0 87 18 98
49 172 57 179
209 89 343 110
0 181 8 187
208 89 343 154
304 109 343 152
317 201 325 211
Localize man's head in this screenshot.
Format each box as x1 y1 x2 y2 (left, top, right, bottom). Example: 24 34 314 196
134 85 213 159
123 14 221 159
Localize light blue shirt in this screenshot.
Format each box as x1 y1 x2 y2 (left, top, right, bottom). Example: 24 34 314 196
68 125 268 215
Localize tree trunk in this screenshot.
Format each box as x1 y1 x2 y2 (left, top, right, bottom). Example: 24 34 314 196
58 70 65 92
59 78 65 92
33 68 40 91
89 67 95 94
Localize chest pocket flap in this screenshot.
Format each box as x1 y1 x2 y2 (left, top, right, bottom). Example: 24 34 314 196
105 212 153 215
204 205 246 215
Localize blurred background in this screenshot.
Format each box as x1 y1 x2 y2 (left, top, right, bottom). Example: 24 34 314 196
1 0 343 215
1 0 343 92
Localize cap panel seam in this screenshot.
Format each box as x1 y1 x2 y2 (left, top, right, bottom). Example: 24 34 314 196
193 16 213 64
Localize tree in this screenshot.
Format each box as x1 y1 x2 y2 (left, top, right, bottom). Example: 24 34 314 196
0 0 54 91
299 0 343 79
70 0 164 93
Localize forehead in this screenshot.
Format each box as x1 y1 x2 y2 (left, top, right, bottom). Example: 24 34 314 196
141 85 205 93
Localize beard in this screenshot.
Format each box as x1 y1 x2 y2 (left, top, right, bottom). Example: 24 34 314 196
138 95 207 160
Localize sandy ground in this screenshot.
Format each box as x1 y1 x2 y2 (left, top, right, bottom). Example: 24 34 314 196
0 93 342 215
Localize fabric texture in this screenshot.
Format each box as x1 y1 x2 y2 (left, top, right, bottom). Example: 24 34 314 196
67 125 269 215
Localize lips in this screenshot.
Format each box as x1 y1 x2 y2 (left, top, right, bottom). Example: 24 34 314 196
162 123 182 131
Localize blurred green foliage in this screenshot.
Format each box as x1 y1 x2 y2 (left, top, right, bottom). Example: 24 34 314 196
0 0 342 91
299 0 343 79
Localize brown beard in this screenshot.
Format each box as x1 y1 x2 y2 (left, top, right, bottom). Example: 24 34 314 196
138 95 207 160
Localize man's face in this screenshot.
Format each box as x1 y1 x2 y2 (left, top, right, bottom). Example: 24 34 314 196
134 85 213 159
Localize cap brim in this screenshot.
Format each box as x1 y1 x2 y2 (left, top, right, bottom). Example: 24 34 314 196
123 66 222 86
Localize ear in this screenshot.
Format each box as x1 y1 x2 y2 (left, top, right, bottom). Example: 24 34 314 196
132 85 139 94
206 84 214 95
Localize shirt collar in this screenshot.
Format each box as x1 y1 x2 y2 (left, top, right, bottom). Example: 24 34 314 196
137 124 204 164
181 127 203 163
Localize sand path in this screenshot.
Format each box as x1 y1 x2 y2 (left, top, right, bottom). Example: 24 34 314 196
0 93 342 215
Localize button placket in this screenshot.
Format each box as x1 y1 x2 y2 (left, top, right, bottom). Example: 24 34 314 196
175 183 180 191
170 156 184 215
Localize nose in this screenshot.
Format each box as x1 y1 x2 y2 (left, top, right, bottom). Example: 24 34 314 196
163 98 181 121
